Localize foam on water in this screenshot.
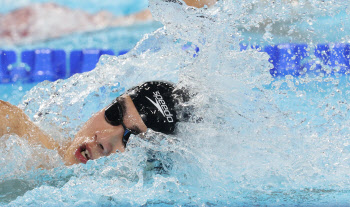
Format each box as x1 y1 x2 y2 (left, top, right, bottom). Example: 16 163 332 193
2 0 350 206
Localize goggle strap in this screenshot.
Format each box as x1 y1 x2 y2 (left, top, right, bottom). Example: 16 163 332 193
122 123 132 145
124 128 130 137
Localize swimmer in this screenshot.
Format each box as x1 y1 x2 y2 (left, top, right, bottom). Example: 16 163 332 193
0 2 153 44
0 0 217 44
169 0 217 8
0 81 190 166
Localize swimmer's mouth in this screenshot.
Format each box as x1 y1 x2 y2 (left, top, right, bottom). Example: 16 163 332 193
75 144 91 164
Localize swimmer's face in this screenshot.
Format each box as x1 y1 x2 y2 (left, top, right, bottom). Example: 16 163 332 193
63 95 147 165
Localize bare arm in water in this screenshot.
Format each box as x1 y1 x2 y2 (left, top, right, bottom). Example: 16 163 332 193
183 0 217 8
0 100 60 152
0 0 217 167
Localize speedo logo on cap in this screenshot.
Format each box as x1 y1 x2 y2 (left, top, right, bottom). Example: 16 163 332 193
146 91 174 123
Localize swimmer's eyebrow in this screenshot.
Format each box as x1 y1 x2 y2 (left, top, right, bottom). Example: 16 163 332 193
116 96 144 134
116 96 128 116
131 125 143 134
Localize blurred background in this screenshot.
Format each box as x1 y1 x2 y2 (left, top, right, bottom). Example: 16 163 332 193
0 0 148 14
0 0 162 50
0 0 162 103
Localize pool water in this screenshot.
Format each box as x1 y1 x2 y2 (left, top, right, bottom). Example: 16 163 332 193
3 0 350 206
0 0 149 15
1 22 163 51
0 4 162 105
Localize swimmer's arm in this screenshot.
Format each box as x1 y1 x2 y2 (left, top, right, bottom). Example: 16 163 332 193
105 0 218 27
0 100 59 150
183 0 217 8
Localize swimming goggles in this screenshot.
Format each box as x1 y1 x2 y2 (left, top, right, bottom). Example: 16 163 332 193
104 99 138 145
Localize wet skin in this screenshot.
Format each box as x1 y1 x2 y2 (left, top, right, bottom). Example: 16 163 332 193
0 0 218 166
183 0 217 8
0 95 147 166
63 95 148 165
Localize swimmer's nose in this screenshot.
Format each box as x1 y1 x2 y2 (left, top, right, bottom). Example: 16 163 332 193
94 133 113 157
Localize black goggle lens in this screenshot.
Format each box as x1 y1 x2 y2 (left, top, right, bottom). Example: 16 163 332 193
105 100 139 146
104 100 124 126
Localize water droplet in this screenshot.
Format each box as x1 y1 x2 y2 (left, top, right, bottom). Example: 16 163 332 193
307 18 313 25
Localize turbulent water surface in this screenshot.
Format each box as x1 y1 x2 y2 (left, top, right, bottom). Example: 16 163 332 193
2 0 350 206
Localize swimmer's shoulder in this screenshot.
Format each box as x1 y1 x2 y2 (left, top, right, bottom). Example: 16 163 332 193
0 100 30 136
0 100 58 150
0 100 13 108
0 100 25 115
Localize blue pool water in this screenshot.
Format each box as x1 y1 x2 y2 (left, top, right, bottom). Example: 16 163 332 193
1 22 163 51
3 0 350 206
0 0 149 15
0 0 162 105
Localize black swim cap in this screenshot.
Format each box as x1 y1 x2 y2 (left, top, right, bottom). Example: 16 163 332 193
127 81 178 134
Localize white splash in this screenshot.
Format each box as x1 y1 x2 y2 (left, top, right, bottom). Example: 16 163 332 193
2 0 350 206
